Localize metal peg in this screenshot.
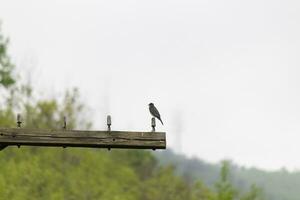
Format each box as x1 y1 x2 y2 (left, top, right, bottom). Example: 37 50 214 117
62 116 67 148
17 114 22 128
107 115 112 151
107 115 111 131
16 114 22 148
151 118 156 150
63 116 67 130
151 117 156 132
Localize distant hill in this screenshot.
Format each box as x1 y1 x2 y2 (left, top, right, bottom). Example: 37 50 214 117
155 150 300 200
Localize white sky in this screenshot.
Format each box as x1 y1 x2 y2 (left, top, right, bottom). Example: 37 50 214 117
1 0 300 170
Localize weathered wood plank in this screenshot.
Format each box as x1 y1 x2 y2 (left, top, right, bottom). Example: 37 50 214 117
0 128 166 150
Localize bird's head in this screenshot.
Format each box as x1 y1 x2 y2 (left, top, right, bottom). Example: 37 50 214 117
148 103 154 107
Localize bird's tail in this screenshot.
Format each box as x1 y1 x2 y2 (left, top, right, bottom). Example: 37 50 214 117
159 118 164 125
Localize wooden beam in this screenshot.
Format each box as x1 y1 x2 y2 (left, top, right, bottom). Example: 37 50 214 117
0 128 166 150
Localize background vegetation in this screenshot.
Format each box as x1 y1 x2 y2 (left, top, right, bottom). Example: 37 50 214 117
157 150 300 200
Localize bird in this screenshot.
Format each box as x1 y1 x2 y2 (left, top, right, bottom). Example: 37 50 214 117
148 103 164 125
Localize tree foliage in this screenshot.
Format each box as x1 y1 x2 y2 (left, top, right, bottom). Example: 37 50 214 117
215 161 237 200
0 22 15 88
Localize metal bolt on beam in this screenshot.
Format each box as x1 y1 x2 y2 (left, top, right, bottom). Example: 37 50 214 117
151 117 156 132
17 114 22 128
63 116 67 130
107 115 112 151
107 115 111 131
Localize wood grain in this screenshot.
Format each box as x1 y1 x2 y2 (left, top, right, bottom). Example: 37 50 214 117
0 128 166 150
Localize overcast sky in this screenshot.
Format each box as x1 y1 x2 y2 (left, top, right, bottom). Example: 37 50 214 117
1 0 300 170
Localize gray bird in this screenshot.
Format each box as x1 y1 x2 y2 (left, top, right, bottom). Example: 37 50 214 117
149 103 164 125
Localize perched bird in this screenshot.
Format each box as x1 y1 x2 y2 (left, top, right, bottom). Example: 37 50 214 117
149 103 164 125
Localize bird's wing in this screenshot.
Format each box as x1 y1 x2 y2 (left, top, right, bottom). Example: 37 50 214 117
152 106 161 118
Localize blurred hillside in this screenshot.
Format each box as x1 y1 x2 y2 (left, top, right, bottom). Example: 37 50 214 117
156 150 300 200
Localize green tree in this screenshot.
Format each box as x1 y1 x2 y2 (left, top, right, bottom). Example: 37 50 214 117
240 184 265 200
0 85 143 200
215 161 237 200
143 166 190 200
191 181 216 200
214 161 266 200
0 22 15 88
110 150 158 180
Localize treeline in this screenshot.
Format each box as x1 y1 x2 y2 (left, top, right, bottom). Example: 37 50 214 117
0 23 265 200
156 149 300 200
